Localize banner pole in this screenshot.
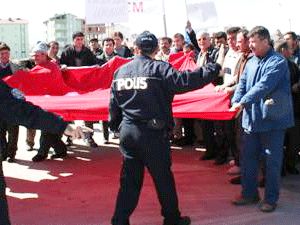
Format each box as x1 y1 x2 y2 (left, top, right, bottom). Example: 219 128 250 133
162 0 167 36
185 0 189 21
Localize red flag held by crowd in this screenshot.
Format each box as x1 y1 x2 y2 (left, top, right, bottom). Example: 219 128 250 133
3 56 236 121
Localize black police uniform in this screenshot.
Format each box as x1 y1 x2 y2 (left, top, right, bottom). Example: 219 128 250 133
109 32 221 225
0 80 68 225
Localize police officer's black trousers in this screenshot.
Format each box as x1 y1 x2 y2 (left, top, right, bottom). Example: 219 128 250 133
0 162 11 225
111 123 181 225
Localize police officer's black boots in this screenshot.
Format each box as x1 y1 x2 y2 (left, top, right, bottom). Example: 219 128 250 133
163 216 191 225
177 216 191 225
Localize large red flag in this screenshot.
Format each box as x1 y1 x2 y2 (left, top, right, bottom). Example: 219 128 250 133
3 56 236 121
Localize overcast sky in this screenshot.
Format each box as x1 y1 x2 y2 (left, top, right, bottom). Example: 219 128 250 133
2 0 299 46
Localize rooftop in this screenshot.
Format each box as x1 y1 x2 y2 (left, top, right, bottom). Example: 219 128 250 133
0 18 28 24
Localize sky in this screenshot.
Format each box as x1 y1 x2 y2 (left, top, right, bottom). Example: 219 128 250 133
2 0 300 46
2 0 85 45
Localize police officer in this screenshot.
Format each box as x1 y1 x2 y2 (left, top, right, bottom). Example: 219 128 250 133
0 80 84 225
109 31 221 225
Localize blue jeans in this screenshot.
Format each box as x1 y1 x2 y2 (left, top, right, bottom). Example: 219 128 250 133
241 129 285 204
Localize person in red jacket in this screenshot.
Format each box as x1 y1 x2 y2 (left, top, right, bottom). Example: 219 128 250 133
28 42 71 162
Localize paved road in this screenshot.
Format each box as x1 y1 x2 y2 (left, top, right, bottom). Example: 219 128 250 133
3 125 300 225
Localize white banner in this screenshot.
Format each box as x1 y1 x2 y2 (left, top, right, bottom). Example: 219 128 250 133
127 0 164 35
85 0 129 24
85 0 168 36
128 0 162 15
186 0 218 31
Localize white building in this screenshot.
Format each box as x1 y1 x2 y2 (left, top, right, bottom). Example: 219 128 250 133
44 13 84 50
85 24 106 41
0 18 29 59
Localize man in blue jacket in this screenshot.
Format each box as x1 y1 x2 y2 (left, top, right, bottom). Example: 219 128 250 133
230 26 294 212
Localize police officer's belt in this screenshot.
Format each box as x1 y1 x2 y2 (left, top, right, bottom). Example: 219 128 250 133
139 119 166 130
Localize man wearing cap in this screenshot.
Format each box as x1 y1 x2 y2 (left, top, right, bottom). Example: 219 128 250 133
29 42 70 162
109 31 221 225
0 78 84 225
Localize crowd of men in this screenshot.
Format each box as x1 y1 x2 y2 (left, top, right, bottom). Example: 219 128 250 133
0 31 135 162
0 21 300 222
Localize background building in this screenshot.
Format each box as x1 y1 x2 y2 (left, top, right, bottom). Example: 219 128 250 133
85 23 131 44
44 13 84 51
0 18 29 59
85 23 106 41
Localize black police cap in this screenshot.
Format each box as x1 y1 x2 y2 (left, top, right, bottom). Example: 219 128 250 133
135 31 158 52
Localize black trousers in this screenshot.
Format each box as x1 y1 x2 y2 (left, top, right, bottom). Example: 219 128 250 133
214 120 236 160
37 132 66 156
182 119 195 144
0 162 11 225
0 120 19 159
111 123 181 225
234 115 243 166
284 118 300 169
85 121 109 141
201 120 216 156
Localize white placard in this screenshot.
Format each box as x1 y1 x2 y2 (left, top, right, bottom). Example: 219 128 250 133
186 0 218 30
127 0 164 35
85 0 129 24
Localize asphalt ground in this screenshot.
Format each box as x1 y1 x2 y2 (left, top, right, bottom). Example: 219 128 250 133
3 125 300 225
